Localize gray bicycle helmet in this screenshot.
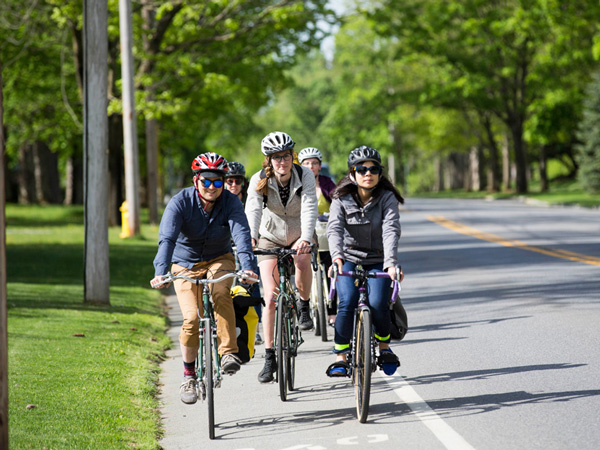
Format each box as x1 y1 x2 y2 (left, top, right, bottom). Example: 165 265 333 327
261 131 295 155
347 145 381 168
225 161 246 177
298 147 323 163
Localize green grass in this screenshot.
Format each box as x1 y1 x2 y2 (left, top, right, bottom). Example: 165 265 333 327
414 179 600 208
6 204 170 449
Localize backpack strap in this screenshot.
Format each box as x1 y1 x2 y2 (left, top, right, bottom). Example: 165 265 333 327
259 164 304 209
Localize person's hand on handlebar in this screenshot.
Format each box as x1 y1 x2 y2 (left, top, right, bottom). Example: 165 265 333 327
239 271 259 284
329 258 343 277
150 275 170 289
386 266 404 282
293 239 312 254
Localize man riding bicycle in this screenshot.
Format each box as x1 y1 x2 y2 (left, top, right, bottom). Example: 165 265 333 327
150 152 258 404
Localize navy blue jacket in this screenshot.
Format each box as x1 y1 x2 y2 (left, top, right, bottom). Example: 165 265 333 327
153 187 258 276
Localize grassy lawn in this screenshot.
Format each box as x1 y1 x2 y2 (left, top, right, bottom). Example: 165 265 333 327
6 204 170 449
414 179 600 208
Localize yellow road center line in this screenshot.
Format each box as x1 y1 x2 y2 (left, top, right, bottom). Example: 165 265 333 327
427 215 600 267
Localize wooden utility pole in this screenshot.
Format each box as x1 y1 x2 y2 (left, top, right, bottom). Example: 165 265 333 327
83 0 110 304
119 0 140 236
1 56 9 450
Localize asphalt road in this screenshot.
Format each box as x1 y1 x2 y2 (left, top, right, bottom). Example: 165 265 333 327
159 197 600 450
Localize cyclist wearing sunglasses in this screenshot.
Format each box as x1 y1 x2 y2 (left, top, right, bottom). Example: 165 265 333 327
151 152 258 404
245 131 318 383
326 145 405 377
224 161 249 203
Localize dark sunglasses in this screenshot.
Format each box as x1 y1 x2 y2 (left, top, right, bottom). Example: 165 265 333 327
354 165 382 176
226 178 243 186
199 178 224 188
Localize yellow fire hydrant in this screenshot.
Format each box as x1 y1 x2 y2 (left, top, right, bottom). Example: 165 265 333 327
119 201 130 238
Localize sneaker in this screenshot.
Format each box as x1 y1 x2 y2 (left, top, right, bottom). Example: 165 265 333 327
377 348 400 376
298 309 314 331
257 350 277 383
255 332 263 345
179 376 198 404
221 353 242 375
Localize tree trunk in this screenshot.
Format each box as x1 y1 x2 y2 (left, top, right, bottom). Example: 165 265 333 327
482 118 500 192
469 146 480 192
433 157 442 192
83 0 110 305
17 144 36 204
33 141 62 204
145 118 159 224
539 145 548 192
511 123 528 193
108 114 124 226
502 134 511 191
1 55 10 450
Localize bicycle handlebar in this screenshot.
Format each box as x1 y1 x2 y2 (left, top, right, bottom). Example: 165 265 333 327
328 269 401 304
253 243 315 257
155 270 258 288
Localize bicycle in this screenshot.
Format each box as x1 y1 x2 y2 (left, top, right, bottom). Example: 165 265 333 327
329 265 400 423
253 246 312 401
310 247 330 341
156 269 257 439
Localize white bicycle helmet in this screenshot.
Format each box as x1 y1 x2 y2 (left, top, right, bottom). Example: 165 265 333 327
298 147 323 163
261 131 295 155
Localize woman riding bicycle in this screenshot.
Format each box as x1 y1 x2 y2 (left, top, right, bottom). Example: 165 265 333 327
326 145 404 377
297 147 336 215
298 147 337 325
245 131 318 383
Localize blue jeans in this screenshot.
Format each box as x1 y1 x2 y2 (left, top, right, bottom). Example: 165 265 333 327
334 261 392 353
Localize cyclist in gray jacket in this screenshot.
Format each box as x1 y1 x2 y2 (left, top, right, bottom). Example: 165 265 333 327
326 146 404 377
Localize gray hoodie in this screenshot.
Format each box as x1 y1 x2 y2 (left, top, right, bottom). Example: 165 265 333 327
245 164 318 246
327 190 401 269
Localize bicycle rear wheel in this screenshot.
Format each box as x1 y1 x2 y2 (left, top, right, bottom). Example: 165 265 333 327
276 296 289 401
354 309 372 423
203 321 216 439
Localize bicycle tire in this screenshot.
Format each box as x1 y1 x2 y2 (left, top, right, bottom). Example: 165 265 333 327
316 263 328 342
312 269 322 337
276 295 288 401
287 306 297 390
355 308 372 423
203 321 216 439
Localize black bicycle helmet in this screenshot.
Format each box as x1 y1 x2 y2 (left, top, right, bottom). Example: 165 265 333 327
261 131 295 155
225 161 246 177
347 145 381 169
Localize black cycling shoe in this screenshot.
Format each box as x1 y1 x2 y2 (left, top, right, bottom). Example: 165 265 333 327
297 300 314 331
258 350 277 383
298 309 314 331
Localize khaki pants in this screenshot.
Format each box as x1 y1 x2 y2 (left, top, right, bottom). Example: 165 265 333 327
172 253 238 355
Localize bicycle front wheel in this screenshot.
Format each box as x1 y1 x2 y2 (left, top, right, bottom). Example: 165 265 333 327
203 321 215 439
276 296 289 401
354 309 372 423
316 263 328 342
287 304 297 391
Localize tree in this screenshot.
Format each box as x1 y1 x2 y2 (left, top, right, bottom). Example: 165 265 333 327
370 0 600 193
575 71 600 193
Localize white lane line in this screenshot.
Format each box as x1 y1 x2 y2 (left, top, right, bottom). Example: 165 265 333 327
382 374 476 450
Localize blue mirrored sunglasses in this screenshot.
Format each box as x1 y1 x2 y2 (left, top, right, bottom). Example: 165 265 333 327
199 178 224 188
